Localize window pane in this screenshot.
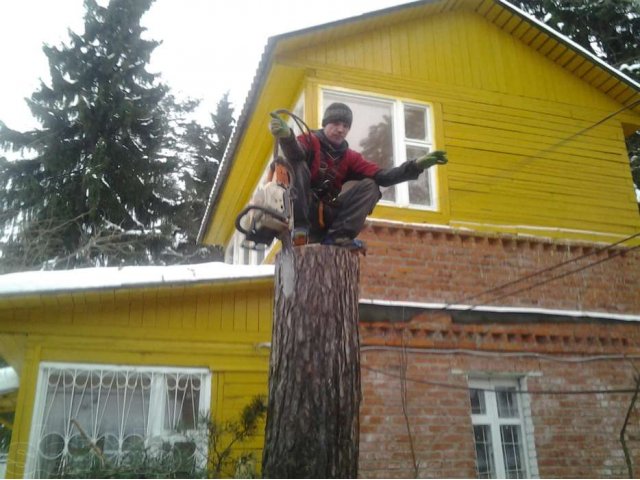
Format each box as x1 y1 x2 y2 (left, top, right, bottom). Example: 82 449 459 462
31 365 209 479
500 425 526 478
473 425 496 479
496 388 519 418
404 105 427 141
470 388 486 415
406 145 431 206
324 91 395 202
164 373 202 430
323 91 394 169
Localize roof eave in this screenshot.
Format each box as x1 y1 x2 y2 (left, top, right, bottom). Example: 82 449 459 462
495 0 640 98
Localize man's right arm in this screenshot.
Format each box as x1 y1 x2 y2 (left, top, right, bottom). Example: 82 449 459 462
279 132 307 163
269 115 307 162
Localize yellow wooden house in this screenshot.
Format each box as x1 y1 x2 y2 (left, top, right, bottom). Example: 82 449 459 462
1 0 640 478
0 263 275 478
198 0 640 253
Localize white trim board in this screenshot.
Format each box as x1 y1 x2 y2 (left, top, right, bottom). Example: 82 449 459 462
360 298 640 323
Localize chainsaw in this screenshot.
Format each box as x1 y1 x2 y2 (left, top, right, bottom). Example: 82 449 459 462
235 156 294 249
235 110 310 250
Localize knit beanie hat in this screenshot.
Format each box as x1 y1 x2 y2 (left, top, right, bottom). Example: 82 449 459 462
322 102 353 128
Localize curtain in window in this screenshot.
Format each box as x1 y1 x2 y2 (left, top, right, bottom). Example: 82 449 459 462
27 364 210 478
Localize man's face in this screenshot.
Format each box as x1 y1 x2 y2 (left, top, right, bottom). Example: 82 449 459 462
323 121 350 146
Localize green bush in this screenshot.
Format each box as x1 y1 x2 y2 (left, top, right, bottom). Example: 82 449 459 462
55 396 266 479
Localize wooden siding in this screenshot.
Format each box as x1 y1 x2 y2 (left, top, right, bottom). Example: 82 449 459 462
274 9 640 241
0 281 273 478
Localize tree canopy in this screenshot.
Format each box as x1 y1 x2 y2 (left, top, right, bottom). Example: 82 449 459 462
0 0 231 272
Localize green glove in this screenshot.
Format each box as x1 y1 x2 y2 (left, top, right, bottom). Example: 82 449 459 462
416 150 448 170
269 113 291 138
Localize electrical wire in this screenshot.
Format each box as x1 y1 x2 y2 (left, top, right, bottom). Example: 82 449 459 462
452 98 640 196
360 345 640 363
373 230 640 327
361 365 638 396
373 99 640 322
438 230 640 313
469 242 640 307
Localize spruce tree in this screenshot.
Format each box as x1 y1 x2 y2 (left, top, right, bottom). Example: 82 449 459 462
171 93 235 262
517 0 640 199
0 0 198 272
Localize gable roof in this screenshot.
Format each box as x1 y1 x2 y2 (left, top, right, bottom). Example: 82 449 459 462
197 0 640 245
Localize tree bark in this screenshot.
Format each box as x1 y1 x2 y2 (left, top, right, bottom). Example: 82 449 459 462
262 245 361 479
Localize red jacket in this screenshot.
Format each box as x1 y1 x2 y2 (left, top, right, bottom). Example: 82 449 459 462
298 133 380 192
279 130 422 194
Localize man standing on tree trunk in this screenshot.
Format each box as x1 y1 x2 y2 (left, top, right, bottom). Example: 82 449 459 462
270 102 447 249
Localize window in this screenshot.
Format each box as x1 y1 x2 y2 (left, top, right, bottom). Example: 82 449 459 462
25 363 211 478
322 88 437 209
469 378 532 479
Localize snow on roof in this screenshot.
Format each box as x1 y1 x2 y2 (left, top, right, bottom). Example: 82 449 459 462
0 262 275 297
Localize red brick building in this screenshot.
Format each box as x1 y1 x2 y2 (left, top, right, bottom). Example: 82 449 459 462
357 223 640 477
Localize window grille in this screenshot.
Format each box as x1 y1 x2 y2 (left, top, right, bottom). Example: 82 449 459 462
25 363 211 478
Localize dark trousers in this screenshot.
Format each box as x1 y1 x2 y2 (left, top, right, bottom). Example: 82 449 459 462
291 160 381 241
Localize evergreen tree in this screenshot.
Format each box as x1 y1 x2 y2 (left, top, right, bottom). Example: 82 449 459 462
0 0 215 272
171 94 235 262
517 0 640 200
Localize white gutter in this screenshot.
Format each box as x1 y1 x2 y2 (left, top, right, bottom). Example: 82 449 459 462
360 298 640 323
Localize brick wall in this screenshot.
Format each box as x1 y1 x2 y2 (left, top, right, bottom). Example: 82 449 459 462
359 344 640 478
358 222 640 315
355 222 640 478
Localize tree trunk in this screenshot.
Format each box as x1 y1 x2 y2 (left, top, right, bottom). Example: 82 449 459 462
262 245 361 479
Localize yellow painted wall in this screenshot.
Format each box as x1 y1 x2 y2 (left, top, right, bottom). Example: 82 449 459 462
278 10 640 240
0 280 274 478
207 8 639 246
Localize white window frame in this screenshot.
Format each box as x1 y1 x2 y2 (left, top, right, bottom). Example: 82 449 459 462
469 377 537 479
0 453 6 479
321 86 439 211
25 362 212 479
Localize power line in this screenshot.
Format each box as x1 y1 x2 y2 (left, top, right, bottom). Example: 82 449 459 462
443 230 640 311
452 98 640 196
475 242 640 307
381 230 640 325
360 346 640 364
383 99 640 322
361 365 638 396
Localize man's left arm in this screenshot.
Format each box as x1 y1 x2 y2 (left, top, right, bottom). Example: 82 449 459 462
374 150 447 187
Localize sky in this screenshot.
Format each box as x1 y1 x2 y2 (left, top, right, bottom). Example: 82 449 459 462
0 0 413 132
